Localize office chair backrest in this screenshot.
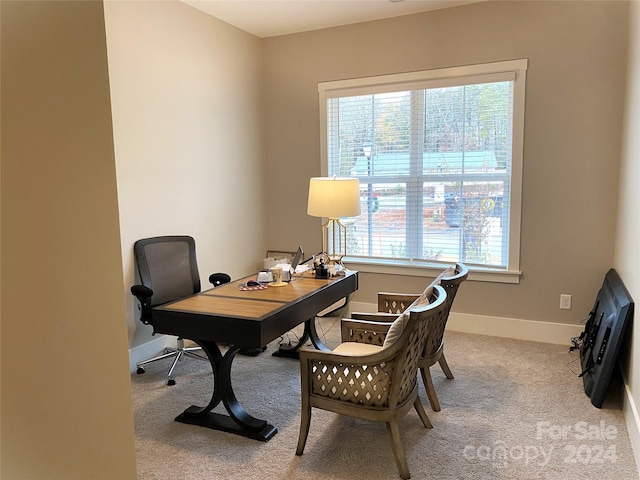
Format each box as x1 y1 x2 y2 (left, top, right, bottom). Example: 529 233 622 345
133 236 201 307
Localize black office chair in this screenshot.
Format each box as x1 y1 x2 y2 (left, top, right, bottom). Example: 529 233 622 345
130 235 230 385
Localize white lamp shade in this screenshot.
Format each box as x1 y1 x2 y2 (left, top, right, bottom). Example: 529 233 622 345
307 177 361 218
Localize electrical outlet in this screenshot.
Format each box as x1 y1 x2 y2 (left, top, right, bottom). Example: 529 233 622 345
560 294 572 310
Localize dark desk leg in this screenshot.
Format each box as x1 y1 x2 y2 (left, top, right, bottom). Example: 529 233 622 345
306 317 331 351
175 340 278 442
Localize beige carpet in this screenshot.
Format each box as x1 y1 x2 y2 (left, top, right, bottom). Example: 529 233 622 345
131 318 638 479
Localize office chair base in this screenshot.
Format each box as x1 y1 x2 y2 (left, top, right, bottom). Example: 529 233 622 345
135 343 207 385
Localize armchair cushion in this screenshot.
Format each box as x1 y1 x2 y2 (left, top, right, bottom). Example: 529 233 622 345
382 266 456 349
382 307 420 349
333 342 384 356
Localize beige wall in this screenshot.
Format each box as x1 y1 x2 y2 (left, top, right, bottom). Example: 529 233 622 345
104 1 267 349
2 0 637 477
1 1 136 478
263 0 629 325
616 0 640 466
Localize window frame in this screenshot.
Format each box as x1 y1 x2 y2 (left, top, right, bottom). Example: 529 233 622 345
318 59 528 283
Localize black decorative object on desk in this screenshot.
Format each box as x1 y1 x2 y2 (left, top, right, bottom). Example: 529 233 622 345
314 258 330 279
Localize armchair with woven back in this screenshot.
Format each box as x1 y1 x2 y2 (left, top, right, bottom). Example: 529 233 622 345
345 263 468 411
296 284 448 479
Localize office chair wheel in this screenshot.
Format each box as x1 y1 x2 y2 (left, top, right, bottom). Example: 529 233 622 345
137 366 145 374
167 378 176 386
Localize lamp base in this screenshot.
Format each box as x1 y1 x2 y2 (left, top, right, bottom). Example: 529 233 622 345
322 218 348 266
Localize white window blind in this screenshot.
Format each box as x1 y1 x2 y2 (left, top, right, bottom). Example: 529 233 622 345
319 60 527 275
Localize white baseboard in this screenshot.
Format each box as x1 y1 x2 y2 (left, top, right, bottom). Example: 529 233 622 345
619 364 640 475
349 302 584 346
128 335 175 373
446 312 584 345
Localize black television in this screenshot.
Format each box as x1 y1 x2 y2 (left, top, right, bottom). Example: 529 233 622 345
578 269 634 408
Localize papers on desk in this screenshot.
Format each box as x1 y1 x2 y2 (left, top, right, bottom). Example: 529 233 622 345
273 263 309 282
274 263 309 274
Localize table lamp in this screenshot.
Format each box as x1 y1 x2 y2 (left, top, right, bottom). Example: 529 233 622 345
307 176 360 265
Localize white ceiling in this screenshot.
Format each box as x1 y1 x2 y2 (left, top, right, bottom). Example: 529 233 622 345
181 0 485 38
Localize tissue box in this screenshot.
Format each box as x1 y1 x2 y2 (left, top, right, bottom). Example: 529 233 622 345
257 267 291 283
257 271 273 282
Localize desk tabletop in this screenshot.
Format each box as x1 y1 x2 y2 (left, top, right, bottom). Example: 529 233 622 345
152 270 358 348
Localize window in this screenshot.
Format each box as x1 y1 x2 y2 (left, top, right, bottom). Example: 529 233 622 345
319 60 527 282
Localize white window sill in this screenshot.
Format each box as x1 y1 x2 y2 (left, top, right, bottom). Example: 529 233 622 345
342 257 521 284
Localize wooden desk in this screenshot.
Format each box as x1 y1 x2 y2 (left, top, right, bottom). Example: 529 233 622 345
152 270 358 441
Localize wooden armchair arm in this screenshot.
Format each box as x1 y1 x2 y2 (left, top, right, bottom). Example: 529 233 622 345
350 312 398 321
377 292 420 314
341 318 394 345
